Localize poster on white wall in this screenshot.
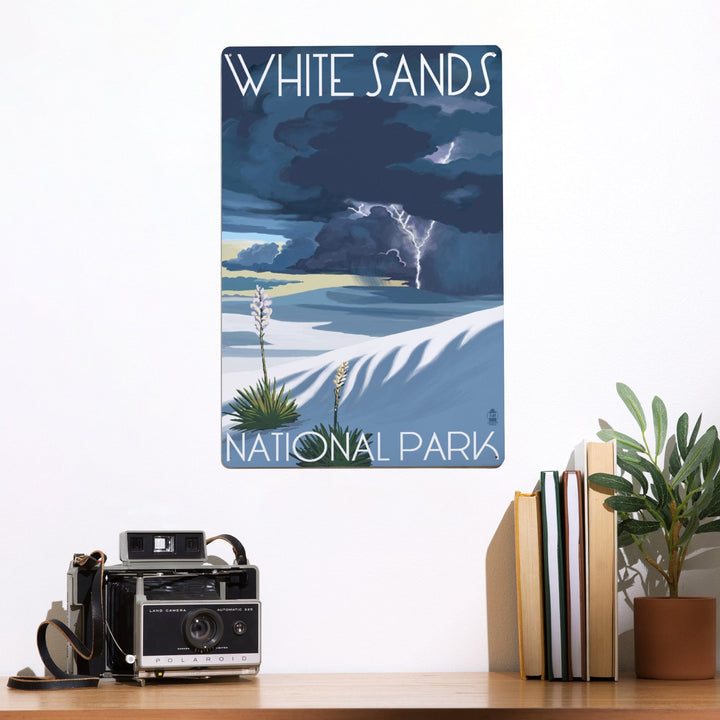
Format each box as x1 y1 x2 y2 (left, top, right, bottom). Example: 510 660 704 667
221 46 504 469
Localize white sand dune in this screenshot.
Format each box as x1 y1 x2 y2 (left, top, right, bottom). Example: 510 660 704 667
222 306 504 444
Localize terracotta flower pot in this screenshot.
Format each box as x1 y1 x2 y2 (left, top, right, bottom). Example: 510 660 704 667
634 596 716 679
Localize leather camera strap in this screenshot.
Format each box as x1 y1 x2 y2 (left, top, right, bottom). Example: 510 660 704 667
207 533 248 565
7 551 106 691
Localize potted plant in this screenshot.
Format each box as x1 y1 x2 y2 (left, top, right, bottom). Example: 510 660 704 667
589 382 720 679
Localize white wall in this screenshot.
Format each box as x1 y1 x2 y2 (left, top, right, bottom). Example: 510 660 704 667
2 0 720 676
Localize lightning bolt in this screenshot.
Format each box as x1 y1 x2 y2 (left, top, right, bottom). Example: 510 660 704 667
439 140 456 164
379 248 407 267
347 201 435 290
385 205 434 290
348 202 372 217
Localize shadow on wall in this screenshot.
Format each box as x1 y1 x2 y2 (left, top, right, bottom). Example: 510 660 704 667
486 502 519 671
44 600 68 672
617 534 720 671
486 446 720 675
13 600 66 677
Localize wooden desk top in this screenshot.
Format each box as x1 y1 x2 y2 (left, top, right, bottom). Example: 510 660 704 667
3 672 720 719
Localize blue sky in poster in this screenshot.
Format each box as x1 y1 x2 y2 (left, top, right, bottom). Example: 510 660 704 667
221 46 503 468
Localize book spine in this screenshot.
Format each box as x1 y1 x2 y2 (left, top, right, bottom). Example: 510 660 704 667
585 440 618 680
540 471 568 681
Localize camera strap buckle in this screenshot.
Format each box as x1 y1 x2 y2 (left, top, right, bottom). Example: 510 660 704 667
73 550 106 570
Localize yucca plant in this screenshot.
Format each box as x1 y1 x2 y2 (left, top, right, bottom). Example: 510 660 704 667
226 377 300 431
251 285 272 385
589 383 720 597
293 361 372 467
225 285 300 431
293 423 373 467
333 360 349 427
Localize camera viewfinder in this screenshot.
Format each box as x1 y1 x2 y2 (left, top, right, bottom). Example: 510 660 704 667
153 535 175 553
186 537 199 552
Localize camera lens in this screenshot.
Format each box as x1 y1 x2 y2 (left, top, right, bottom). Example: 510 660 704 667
183 608 224 651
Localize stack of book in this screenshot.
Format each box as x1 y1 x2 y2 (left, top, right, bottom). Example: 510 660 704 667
514 440 618 681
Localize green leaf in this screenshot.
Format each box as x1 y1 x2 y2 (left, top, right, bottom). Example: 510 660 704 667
292 423 373 467
676 515 699 547
605 496 646 512
683 487 702 515
225 377 300 431
689 414 703 448
588 472 633 494
597 429 645 453
618 531 636 547
670 484 683 507
695 472 718 515
617 450 643 465
700 470 720 518
696 519 720 534
686 474 702 503
617 382 646 432
673 426 717 487
658 505 673 530
651 396 668 459
711 467 720 498
669 444 682 476
617 457 648 494
701 505 720 520
702 437 720 485
700 498 720 519
621 519 661 535
635 456 668 508
677 413 689 459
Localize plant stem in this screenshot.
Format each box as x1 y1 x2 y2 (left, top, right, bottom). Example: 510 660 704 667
668 549 680 598
678 542 690 583
635 536 672 587
332 361 348 429
259 326 268 385
666 500 681 598
640 428 653 464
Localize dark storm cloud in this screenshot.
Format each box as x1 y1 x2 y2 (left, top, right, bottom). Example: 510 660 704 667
223 242 280 270
392 104 502 150
294 206 415 281
270 236 318 269
224 236 319 272
274 97 502 233
221 190 324 245
221 46 503 295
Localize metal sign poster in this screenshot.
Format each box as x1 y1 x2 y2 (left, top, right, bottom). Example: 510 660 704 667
221 46 503 468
